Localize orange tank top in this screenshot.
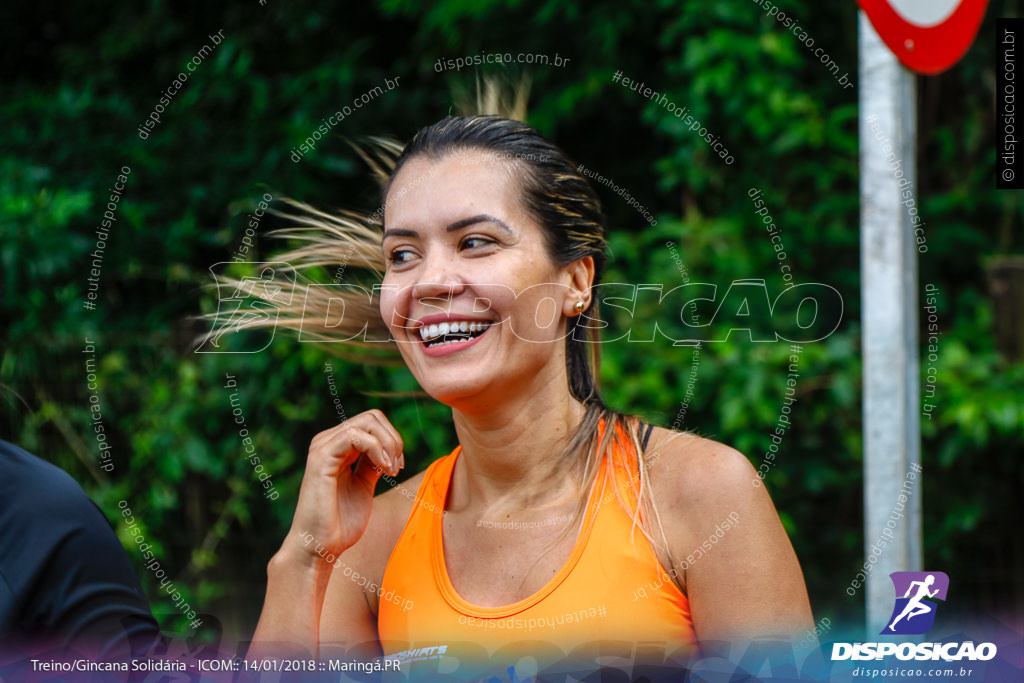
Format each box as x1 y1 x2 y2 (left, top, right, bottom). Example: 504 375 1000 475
377 425 698 676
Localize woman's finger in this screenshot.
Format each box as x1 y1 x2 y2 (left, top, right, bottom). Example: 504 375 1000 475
351 453 386 491
361 411 403 475
312 427 389 475
365 409 404 456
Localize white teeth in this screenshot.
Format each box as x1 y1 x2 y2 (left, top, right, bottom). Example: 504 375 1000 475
419 320 492 346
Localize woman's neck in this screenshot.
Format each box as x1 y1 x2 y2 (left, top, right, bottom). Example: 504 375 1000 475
448 375 588 514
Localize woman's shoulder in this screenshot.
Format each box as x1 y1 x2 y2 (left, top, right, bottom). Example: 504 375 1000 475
642 428 814 639
644 427 766 519
370 468 430 542
648 426 756 477
361 452 453 557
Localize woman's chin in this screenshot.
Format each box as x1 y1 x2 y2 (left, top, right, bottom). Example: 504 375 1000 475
419 377 496 412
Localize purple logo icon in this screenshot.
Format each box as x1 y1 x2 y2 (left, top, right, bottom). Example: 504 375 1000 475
881 571 950 635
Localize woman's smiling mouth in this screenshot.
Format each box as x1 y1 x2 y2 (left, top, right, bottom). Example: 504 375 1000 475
414 317 496 356
419 320 492 346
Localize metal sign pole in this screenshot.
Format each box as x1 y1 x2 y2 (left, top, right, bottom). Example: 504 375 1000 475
858 9 923 635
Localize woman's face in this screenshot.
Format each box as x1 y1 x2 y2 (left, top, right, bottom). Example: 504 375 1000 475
379 150 585 411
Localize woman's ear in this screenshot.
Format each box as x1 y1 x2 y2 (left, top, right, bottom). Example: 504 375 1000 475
562 256 596 317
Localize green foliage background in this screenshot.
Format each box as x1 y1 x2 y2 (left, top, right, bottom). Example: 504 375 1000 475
2 0 1021 641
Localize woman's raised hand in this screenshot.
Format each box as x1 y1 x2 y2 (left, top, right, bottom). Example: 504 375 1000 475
250 410 403 657
283 410 404 564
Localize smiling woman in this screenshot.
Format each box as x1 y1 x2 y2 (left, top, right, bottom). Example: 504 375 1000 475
211 94 814 679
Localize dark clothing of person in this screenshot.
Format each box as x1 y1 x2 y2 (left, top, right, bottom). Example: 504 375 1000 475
0 439 160 659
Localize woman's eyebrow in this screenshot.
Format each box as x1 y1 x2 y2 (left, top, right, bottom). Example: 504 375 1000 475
383 214 512 240
446 214 512 234
382 228 417 239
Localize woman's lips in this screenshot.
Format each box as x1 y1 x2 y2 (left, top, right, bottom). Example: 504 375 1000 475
416 320 494 358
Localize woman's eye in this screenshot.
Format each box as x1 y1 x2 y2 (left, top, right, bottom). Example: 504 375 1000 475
388 248 415 264
461 236 495 250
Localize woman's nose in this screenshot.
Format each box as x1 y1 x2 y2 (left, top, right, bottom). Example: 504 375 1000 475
410 253 465 301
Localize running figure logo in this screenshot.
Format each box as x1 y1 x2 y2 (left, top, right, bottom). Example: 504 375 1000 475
881 571 950 635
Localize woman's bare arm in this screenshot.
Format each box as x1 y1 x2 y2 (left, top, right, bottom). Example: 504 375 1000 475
249 533 336 658
247 410 404 659
318 475 422 659
648 430 815 647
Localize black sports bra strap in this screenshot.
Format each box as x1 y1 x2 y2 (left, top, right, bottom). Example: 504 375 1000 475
640 421 655 453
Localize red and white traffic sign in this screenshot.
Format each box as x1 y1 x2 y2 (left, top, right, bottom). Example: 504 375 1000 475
858 0 989 75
